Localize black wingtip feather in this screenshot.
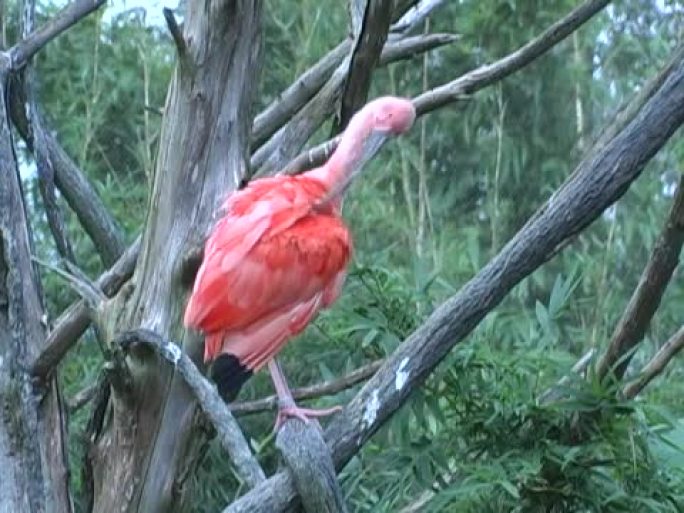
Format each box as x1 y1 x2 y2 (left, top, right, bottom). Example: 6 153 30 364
210 354 253 402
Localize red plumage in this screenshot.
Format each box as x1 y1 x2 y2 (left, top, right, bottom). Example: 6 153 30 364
184 174 352 369
183 96 415 426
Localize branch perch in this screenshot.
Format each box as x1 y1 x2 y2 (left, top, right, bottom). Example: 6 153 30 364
114 329 266 489
276 422 348 513
231 360 382 416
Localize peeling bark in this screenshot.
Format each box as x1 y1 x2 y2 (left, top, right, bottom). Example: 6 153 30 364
87 2 263 512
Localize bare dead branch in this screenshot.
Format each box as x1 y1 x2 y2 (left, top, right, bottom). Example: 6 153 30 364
281 0 607 175
162 8 187 59
276 422 347 513
391 0 444 35
33 257 105 308
231 360 382 416
222 37 684 513
252 41 350 149
622 326 684 399
250 0 448 153
30 236 141 379
68 379 99 412
278 136 343 177
252 20 453 177
333 0 393 134
379 32 459 63
9 83 126 266
0 59 71 512
114 329 266 489
596 173 684 382
18 0 76 264
412 0 610 115
8 0 106 70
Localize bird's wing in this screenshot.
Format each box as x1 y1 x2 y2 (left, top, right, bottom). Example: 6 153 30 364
187 213 351 334
184 177 351 366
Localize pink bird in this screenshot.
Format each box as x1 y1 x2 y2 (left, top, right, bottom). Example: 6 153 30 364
184 96 416 428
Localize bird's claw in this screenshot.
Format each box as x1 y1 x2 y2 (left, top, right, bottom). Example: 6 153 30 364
274 402 342 432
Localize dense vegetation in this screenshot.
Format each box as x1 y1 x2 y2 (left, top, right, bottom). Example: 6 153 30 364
17 0 684 511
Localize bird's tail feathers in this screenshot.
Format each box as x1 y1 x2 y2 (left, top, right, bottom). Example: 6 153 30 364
209 353 253 402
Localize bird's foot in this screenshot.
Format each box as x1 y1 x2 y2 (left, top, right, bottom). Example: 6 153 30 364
274 400 342 431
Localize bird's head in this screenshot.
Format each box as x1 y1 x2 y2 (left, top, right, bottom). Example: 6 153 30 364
326 96 415 195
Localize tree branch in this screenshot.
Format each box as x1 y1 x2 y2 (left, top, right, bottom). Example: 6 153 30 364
332 0 393 133
379 32 459 63
114 329 266 489
8 0 107 70
281 0 608 175
30 235 140 379
162 8 186 58
596 173 684 382
252 41 350 149
18 0 76 264
276 422 347 513
250 0 432 152
622 326 684 400
231 360 382 416
412 0 610 115
9 82 127 266
222 37 684 513
251 17 453 177
390 0 444 35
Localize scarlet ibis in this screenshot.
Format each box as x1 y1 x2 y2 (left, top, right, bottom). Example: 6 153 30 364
184 96 416 428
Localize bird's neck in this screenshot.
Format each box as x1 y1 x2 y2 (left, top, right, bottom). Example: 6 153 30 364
310 136 362 194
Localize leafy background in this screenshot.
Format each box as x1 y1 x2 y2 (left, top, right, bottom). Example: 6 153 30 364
13 0 684 511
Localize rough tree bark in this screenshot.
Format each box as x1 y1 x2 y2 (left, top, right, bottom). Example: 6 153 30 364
0 62 71 513
85 1 263 512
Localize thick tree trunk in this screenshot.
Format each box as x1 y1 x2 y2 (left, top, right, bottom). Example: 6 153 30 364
0 65 71 513
87 2 262 512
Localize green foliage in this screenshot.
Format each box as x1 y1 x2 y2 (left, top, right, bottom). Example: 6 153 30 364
17 0 684 510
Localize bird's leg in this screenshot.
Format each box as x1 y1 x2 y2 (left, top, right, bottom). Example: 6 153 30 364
268 359 342 431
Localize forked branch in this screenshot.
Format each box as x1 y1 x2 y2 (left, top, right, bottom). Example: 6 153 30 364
9 0 107 69
114 329 266 489
31 236 141 379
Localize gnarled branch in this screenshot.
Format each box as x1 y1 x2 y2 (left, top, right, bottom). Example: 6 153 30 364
282 0 608 175
30 236 140 379
114 329 266 489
